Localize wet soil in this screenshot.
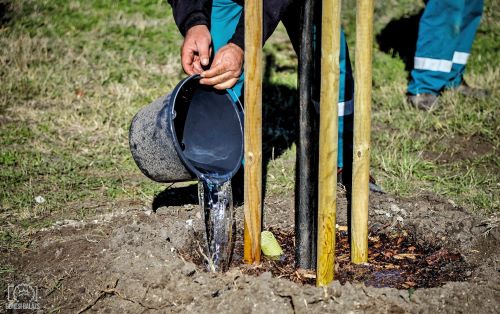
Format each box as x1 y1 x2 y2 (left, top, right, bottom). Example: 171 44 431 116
1 189 499 313
207 227 470 289
179 223 471 289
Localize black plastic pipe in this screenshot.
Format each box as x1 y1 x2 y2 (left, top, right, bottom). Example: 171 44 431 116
295 0 318 270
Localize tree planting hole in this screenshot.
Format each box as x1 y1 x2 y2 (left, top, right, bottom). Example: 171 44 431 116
179 227 472 289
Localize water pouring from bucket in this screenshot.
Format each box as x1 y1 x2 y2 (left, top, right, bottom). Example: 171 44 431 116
129 75 244 272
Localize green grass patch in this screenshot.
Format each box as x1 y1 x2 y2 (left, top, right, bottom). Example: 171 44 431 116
0 0 180 233
0 0 498 249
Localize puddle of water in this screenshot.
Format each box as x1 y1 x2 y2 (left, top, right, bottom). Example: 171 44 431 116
365 270 404 288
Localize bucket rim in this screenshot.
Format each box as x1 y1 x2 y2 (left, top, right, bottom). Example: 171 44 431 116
167 75 244 183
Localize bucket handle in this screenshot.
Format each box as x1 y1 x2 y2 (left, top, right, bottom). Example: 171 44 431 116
227 88 245 115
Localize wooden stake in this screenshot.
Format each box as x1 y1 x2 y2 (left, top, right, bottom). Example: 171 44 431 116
351 0 374 264
243 0 263 264
316 0 341 286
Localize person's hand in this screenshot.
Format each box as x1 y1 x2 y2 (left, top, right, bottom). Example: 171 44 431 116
181 25 212 75
200 43 243 90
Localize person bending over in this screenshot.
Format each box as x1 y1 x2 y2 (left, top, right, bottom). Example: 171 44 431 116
168 0 354 172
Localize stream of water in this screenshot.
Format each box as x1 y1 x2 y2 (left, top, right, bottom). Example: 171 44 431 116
198 178 234 272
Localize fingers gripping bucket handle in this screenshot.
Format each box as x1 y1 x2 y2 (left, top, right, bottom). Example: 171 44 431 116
129 75 244 183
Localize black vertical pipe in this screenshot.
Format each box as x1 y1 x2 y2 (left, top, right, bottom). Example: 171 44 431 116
295 0 318 270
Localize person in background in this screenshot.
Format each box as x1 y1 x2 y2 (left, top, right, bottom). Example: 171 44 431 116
407 0 486 110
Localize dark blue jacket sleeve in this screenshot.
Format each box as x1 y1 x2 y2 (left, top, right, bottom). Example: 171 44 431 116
169 0 294 50
168 0 212 36
228 0 294 50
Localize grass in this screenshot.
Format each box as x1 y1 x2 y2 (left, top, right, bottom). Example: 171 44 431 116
266 0 499 214
0 0 183 246
367 0 499 213
0 0 498 251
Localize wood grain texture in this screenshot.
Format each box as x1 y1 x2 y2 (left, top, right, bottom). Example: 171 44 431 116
243 0 263 265
351 0 374 264
316 0 341 287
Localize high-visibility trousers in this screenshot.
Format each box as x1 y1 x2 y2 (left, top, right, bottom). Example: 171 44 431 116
408 0 484 95
211 0 354 168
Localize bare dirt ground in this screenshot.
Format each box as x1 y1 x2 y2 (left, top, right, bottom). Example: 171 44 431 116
2 187 499 313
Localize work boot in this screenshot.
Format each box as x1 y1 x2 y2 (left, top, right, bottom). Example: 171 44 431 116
454 81 489 98
406 93 439 111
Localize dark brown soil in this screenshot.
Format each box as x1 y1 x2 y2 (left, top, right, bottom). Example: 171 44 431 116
181 226 471 289
421 134 496 163
1 189 499 313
